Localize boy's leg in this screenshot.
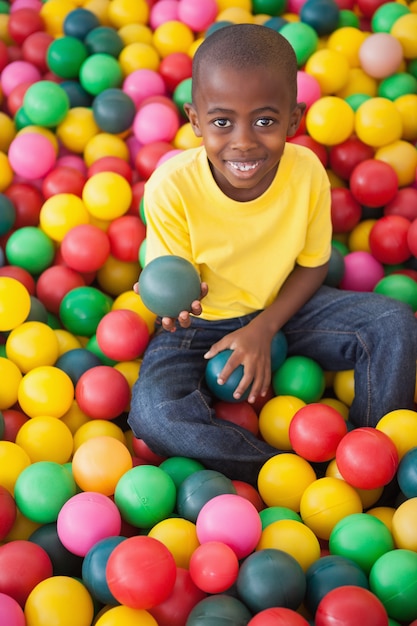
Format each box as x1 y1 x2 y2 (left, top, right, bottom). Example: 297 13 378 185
283 286 417 427
128 317 280 484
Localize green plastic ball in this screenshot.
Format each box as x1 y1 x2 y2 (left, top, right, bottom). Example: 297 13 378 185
369 549 417 622
173 77 192 118
377 72 417 101
252 0 287 15
46 36 88 79
5 227 55 275
84 26 125 58
59 286 113 337
260 506 302 530
138 255 201 318
371 2 410 33
92 88 136 134
176 469 236 523
272 355 325 403
187 595 252 625
79 53 123 96
23 81 70 127
374 274 417 312
279 21 318 65
158 456 206 489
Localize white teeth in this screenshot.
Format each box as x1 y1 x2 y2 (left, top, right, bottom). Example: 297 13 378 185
229 161 259 171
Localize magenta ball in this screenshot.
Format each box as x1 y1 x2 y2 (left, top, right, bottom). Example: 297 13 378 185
0 593 25 626
8 133 56 180
133 102 180 144
123 69 166 108
57 492 122 557
150 0 179 29
96 309 150 361
0 60 41 96
297 71 322 109
339 251 385 292
178 0 218 31
196 494 262 559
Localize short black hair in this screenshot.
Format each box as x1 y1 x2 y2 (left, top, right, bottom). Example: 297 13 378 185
191 23 298 105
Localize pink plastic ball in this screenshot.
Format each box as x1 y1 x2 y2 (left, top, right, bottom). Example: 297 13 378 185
56 155 88 175
297 71 322 110
133 102 180 145
0 60 41 97
8 133 56 180
0 592 26 626
123 69 166 108
150 0 179 29
196 494 262 559
10 0 42 11
287 0 308 12
359 33 403 79
57 492 122 557
177 0 218 31
339 251 385 292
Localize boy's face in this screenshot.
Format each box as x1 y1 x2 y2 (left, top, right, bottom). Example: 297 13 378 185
184 64 305 202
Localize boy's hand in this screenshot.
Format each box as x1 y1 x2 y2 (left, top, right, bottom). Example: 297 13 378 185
204 321 273 404
151 282 209 332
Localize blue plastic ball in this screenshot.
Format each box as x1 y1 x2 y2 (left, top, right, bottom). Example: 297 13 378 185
300 0 340 36
82 535 126 604
397 447 417 498
205 349 251 403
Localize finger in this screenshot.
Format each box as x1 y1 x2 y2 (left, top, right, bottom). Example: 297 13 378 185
178 311 191 327
162 316 176 332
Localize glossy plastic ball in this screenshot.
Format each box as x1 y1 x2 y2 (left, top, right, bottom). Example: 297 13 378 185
257 453 316 511
359 32 403 79
59 286 112 337
18 365 74 419
339 251 385 292
369 215 411 265
0 485 17 540
272 355 325 403
369 549 417 623
79 53 123 96
279 21 318 66
373 274 417 311
289 403 347 462
0 540 53 607
247 607 310 625
24 575 94 626
0 276 31 331
206 349 251 403
256 518 321 573
300 0 340 36
306 96 355 145
0 592 25 626
350 159 398 208
187 595 252 626
15 415 73 464
315 585 389 626
82 535 126 605
8 133 56 180
147 517 200 569
214 400 259 436
46 36 88 79
75 365 131 420
355 97 403 148
92 88 136 134
177 469 237 523
189 541 239 594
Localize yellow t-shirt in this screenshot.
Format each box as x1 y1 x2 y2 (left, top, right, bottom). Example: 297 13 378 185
143 142 332 321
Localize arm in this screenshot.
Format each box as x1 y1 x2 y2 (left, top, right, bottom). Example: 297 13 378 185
204 262 329 403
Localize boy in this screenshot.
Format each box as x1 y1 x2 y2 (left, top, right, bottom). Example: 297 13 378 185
128 24 417 484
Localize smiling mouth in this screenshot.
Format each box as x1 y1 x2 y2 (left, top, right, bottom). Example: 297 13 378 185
227 160 262 172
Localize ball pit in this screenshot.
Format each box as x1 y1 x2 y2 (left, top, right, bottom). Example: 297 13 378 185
0 0 417 623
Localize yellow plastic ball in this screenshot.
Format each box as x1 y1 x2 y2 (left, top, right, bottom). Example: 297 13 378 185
394 94 417 142
118 23 153 46
0 112 16 152
94 606 158 626
336 67 378 99
333 369 355 407
376 409 417 461
375 139 417 187
216 7 254 22
54 329 83 356
367 506 396 532
118 42 160 75
320 397 349 420
325 458 383 510
153 21 195 58
256 519 321 572
327 27 369 68
56 107 99 154
257 453 317 511
4 509 41 542
391 13 417 59
72 435 132 495
391 498 417 550
258 395 306 450
173 123 203 150
0 151 14 192
17 365 74 418
83 0 111 24
60 400 91 435
107 0 149 28
15 415 74 464
306 96 355 145
216 0 251 10
40 0 78 37
305 49 350 95
83 132 129 166
0 357 22 410
39 193 90 242
73 419 127 452
0 15 13 46
96 256 140 296
347 219 378 253
355 97 403 148
148 517 200 568
6 321 60 374
0 277 31 332
0 441 31 495
114 360 141 391
112 291 157 335
82 172 132 220
300 476 363 540
24 576 94 626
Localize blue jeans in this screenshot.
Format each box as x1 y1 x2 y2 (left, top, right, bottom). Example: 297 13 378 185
128 286 417 483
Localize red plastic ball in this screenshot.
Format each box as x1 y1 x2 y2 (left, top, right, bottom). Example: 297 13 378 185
75 365 131 420
7 9 45 46
42 166 86 199
214 401 259 436
407 217 417 258
315 585 389 626
0 40 8 73
0 486 17 541
131 437 167 465
36 265 85 315
6 81 33 117
60 224 111 273
0 265 35 294
384 188 417 222
149 567 206 626
106 535 177 610
129 180 145 216
1 409 29 442
107 215 146 262
21 31 54 73
248 607 310 625
329 136 374 180
369 215 411 265
189 541 240 594
349 159 398 208
336 427 399 490
288 134 328 168
0 540 53 607
330 188 362 234
87 156 133 184
4 182 43 229
231 481 265 512
159 52 193 92
289 403 348 462
356 0 388 17
96 309 150 361
135 141 174 180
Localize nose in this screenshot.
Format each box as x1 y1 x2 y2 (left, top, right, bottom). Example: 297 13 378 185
230 124 257 151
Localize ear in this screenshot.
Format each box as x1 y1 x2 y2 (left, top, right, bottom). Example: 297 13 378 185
183 103 203 137
287 103 306 138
